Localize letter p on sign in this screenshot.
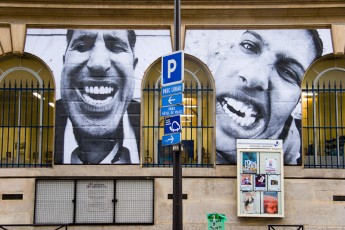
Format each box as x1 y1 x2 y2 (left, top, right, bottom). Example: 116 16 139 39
167 59 176 79
162 51 184 86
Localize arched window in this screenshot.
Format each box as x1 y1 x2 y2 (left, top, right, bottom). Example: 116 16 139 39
142 54 215 167
302 55 345 168
0 53 55 167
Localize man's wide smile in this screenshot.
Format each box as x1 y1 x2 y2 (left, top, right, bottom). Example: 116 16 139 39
76 82 118 110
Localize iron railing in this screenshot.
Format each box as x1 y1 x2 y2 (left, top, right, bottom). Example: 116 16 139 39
142 81 214 167
302 80 345 168
0 80 54 167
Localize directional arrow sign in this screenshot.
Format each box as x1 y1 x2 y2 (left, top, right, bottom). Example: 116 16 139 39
162 93 183 107
164 115 182 135
160 104 185 117
162 133 181 146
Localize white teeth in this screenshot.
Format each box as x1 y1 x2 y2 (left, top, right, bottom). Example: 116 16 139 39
84 86 114 95
221 97 258 127
83 94 113 106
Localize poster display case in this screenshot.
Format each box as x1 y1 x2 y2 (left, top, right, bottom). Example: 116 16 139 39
237 139 284 217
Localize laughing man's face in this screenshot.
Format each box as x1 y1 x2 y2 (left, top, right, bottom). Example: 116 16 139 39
215 30 317 158
61 30 136 139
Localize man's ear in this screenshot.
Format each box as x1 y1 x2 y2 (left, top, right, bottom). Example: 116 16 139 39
133 57 138 69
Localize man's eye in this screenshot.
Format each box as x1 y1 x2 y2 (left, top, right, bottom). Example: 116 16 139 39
240 41 260 54
72 41 93 52
106 41 128 53
277 65 301 86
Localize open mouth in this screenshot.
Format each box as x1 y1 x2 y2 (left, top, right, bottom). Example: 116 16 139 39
218 97 261 128
78 84 117 107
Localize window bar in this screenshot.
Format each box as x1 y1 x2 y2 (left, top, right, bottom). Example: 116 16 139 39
12 80 18 167
35 81 39 167
334 81 339 167
197 83 202 165
305 82 311 167
16 80 23 167
339 81 345 168
327 81 333 168
45 81 51 167
39 81 44 167
24 81 29 166
322 81 328 167
188 82 192 166
29 81 34 167
201 84 204 165
146 83 151 166
192 83 196 166
154 81 159 166
1 81 5 167
151 83 156 166
316 81 321 167
206 85 210 166
6 81 11 167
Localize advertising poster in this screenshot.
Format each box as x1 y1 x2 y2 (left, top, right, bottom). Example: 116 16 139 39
254 174 266 191
241 191 260 214
262 191 279 214
240 174 253 191
242 152 258 173
267 175 281 191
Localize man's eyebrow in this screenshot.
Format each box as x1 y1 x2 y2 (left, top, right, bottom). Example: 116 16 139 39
103 34 129 47
70 32 97 44
276 53 305 72
243 30 263 41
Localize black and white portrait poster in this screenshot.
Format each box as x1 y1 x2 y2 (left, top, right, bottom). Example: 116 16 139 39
25 29 172 164
185 29 333 165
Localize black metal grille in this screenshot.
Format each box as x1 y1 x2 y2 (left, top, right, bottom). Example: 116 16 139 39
142 80 214 167
303 80 345 168
0 80 54 167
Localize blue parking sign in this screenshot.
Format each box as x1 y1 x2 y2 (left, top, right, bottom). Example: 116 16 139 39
162 51 184 86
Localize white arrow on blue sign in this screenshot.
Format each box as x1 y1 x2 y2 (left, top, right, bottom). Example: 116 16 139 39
162 51 184 86
162 93 184 107
160 104 185 117
162 133 181 146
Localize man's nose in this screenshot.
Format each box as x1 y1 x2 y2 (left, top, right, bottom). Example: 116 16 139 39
237 61 271 91
87 44 111 76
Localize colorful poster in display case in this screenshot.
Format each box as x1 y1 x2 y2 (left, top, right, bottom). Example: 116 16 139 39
262 191 279 214
242 152 258 173
237 139 284 217
267 175 281 191
265 158 277 173
241 191 260 214
254 174 266 191
240 174 253 191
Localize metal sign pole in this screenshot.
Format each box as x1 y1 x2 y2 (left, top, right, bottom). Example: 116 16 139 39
173 0 182 230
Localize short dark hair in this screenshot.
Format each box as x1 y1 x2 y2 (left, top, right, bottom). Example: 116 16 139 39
307 29 323 60
65 29 136 52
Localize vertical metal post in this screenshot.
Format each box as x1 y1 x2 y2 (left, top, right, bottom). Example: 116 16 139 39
173 144 182 230
173 1 182 230
174 0 181 51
